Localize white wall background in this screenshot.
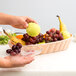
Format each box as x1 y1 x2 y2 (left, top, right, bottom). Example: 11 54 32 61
0 0 76 34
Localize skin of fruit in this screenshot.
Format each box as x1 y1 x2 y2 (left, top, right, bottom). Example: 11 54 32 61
26 23 40 37
38 40 45 44
61 31 71 39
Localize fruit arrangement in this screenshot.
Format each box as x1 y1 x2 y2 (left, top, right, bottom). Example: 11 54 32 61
3 15 71 46
4 15 72 55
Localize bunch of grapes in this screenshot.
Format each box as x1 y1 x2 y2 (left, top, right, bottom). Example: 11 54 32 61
44 28 63 43
22 33 44 45
6 43 22 56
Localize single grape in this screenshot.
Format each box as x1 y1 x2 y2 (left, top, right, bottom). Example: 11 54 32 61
48 37 51 41
39 38 43 42
45 34 49 37
59 35 63 40
26 42 32 45
36 39 40 43
29 38 35 43
39 33 43 37
23 33 29 39
6 49 12 54
49 33 53 37
50 38 53 42
45 37 48 40
53 38 57 41
46 31 50 34
45 40 49 43
54 34 58 38
32 37 36 40
16 43 22 49
56 30 60 34
12 45 16 50
13 49 18 53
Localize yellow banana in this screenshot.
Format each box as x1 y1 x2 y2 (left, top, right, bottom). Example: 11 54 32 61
57 15 67 32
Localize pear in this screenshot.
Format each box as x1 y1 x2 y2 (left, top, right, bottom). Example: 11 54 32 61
57 15 71 39
38 40 45 44
61 31 71 39
3 30 25 45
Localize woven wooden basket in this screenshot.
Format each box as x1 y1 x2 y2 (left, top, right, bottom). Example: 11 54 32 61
9 37 72 54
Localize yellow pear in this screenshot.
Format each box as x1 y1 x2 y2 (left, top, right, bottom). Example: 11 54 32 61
61 31 71 39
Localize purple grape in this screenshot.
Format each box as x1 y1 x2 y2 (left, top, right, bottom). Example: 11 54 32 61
39 38 43 42
12 45 16 50
13 49 18 53
46 31 50 34
56 30 60 34
54 34 58 38
53 38 57 41
48 37 51 41
22 38 26 41
45 34 49 37
6 49 12 54
23 33 29 39
49 33 53 37
36 39 40 43
45 37 48 40
16 43 22 49
39 33 43 37
32 37 36 40
59 35 63 40
45 40 49 43
26 42 32 45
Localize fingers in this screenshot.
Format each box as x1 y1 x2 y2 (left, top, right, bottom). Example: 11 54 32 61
23 22 28 28
25 16 37 24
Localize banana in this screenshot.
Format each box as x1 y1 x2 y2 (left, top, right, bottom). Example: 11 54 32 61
57 15 67 32
3 30 25 45
57 15 71 39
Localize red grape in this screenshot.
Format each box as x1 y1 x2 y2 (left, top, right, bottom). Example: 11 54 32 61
12 45 16 50
32 37 36 40
56 30 60 34
53 38 57 41
6 49 12 54
26 42 32 45
36 39 40 43
54 34 58 38
46 31 50 34
48 37 51 41
39 38 43 42
49 33 53 37
45 34 49 37
39 33 43 37
16 43 22 49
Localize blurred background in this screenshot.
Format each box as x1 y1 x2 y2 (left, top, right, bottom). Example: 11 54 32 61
0 0 76 34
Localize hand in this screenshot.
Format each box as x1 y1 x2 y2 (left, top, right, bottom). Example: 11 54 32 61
0 54 34 68
11 16 37 29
